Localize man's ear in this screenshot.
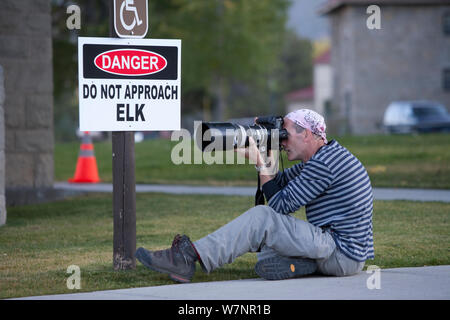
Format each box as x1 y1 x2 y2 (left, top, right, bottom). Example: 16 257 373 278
302 128 311 141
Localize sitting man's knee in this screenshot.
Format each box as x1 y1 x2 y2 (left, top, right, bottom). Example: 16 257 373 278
248 205 274 216
243 205 279 223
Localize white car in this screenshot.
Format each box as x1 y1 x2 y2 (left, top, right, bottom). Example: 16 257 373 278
383 101 450 133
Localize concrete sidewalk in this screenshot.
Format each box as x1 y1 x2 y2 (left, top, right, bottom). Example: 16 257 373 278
14 265 450 300
54 182 450 202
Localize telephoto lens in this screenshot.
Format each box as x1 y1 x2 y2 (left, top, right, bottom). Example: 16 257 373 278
195 116 288 152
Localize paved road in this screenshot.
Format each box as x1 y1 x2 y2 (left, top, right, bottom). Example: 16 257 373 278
54 182 450 202
14 265 450 300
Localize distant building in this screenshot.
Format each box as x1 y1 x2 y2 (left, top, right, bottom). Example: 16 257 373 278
314 49 333 116
285 86 315 114
321 0 450 134
285 48 332 117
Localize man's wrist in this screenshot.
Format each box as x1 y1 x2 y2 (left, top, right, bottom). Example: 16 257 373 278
254 162 271 172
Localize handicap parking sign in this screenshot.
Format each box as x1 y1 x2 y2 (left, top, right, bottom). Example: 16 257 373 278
114 0 148 38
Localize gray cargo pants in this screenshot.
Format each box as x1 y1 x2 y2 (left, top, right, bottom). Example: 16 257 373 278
194 205 364 277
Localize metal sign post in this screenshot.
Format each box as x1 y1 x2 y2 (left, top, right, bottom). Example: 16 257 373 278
109 0 144 271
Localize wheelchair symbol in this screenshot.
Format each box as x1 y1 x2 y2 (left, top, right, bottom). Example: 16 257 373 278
120 0 143 31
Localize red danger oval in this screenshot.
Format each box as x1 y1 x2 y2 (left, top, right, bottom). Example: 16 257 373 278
94 49 167 76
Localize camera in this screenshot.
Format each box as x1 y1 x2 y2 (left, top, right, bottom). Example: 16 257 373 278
195 116 288 152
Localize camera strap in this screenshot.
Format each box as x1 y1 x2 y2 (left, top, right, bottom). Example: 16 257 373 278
254 148 285 207
255 173 265 206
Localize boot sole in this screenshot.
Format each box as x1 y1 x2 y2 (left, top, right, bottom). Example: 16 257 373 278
135 247 193 283
255 257 317 280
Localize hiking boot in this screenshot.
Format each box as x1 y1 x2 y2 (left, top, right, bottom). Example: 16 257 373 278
136 234 198 283
255 256 317 280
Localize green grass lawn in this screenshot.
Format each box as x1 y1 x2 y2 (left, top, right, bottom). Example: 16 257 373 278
1 193 449 299
55 133 450 189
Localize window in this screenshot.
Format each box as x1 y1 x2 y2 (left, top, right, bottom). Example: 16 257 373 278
443 12 450 35
444 69 450 91
412 105 447 118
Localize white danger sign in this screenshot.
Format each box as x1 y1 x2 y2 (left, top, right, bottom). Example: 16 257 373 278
78 37 181 131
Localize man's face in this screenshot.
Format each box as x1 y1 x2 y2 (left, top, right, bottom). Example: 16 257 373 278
281 118 308 161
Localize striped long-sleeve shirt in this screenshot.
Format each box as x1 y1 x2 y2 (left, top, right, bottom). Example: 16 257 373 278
262 139 374 262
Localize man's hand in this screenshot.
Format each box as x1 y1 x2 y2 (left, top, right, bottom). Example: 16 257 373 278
235 136 264 166
235 136 278 184
258 148 277 184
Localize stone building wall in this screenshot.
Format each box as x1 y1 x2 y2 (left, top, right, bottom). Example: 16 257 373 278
0 65 6 225
328 4 450 134
0 0 54 205
329 6 356 135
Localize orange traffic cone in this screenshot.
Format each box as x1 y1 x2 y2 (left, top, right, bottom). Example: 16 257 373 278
68 132 100 183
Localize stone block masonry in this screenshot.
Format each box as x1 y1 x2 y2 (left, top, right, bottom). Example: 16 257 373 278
0 65 6 225
0 0 54 206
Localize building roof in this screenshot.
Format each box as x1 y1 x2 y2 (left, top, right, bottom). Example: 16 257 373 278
285 86 314 102
320 0 450 15
314 49 330 64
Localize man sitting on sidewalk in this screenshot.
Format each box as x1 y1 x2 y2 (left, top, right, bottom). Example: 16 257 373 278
136 109 374 283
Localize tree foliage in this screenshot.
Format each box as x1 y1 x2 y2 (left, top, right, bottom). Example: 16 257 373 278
277 30 313 94
51 0 313 140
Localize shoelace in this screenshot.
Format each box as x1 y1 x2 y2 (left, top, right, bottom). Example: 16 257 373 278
171 234 182 251
171 234 191 265
153 234 182 258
